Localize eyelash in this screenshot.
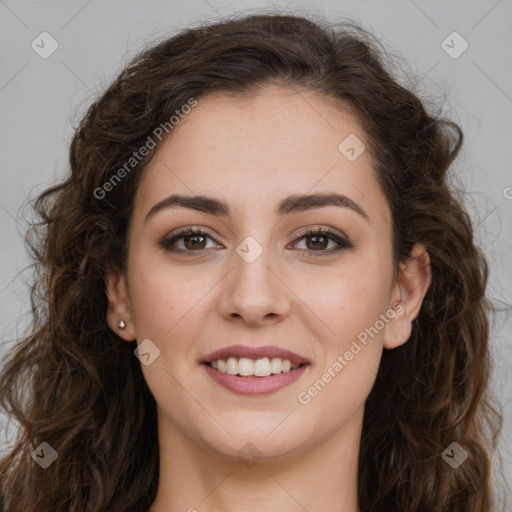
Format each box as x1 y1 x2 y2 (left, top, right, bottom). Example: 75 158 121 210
159 226 354 257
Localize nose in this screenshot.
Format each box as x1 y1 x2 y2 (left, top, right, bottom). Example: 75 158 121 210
217 243 291 328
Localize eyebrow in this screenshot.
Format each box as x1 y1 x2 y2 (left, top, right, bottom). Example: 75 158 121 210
144 192 370 223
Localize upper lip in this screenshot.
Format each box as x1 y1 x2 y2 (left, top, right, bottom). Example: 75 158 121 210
202 345 310 366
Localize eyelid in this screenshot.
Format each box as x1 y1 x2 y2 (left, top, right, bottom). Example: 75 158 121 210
292 224 348 241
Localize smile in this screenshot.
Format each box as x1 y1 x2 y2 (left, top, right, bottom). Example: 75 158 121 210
202 358 310 395
205 356 304 376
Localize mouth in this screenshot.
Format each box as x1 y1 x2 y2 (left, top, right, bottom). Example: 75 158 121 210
202 358 309 377
202 358 311 396
200 345 311 395
201 344 310 377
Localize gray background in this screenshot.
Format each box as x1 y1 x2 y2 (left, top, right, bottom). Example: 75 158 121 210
0 0 511 506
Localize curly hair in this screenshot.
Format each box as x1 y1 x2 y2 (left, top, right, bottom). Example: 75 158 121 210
0 10 505 512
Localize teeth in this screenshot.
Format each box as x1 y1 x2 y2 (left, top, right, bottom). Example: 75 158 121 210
254 358 271 377
226 357 238 375
238 357 254 376
210 357 301 376
270 357 282 374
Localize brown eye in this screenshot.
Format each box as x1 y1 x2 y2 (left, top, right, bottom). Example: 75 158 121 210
160 227 219 254
290 228 353 257
182 233 207 250
304 234 329 250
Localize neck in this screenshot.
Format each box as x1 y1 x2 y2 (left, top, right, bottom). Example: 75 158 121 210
148 406 363 512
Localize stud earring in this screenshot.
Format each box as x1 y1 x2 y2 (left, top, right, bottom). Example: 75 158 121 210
118 320 126 329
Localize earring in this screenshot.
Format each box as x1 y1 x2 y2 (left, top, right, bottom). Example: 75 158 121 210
118 320 126 329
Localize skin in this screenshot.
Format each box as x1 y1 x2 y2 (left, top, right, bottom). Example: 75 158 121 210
106 86 431 512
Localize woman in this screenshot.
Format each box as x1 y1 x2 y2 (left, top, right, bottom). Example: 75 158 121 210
0 11 505 512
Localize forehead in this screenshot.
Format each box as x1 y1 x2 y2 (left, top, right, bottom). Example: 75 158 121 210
134 87 389 225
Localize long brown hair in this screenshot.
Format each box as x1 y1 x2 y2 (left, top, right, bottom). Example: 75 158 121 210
0 10 505 511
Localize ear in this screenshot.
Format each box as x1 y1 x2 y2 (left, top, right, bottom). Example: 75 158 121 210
383 243 432 349
105 269 136 342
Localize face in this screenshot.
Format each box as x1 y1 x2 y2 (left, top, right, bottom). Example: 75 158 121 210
106 86 430 461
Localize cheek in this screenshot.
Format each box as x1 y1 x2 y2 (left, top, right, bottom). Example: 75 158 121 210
295 257 392 344
295 272 387 423
127 252 207 335
291 260 390 408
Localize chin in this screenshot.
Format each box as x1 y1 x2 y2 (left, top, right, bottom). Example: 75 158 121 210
196 414 311 461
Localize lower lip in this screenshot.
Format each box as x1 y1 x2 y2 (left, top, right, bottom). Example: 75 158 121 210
202 363 309 395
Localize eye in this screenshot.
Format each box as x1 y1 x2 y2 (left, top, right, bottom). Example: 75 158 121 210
289 227 353 257
159 226 354 257
159 227 220 254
